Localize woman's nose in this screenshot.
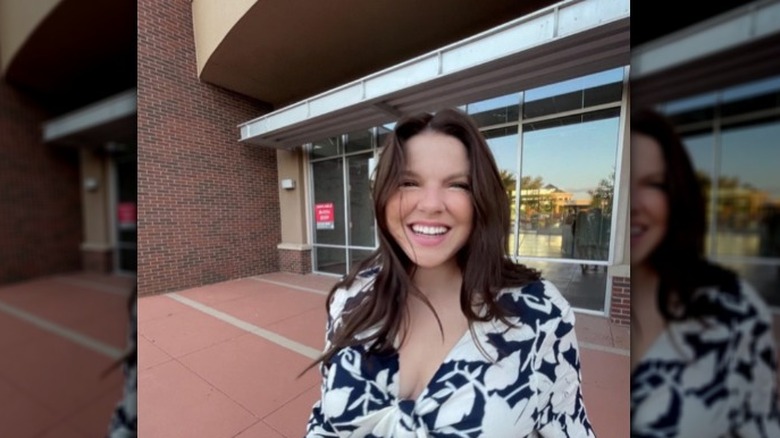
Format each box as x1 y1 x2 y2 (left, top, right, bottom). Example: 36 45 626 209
416 187 445 213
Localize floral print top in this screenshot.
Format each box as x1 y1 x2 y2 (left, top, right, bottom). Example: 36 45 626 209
631 280 780 437
306 270 595 437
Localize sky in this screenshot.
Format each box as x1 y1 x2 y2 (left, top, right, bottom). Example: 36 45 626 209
470 67 624 202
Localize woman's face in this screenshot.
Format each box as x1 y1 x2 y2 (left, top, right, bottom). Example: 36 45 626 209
631 133 669 268
385 131 474 271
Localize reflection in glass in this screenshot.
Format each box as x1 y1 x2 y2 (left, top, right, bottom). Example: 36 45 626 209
311 137 340 159
483 126 519 254
349 248 375 273
524 67 623 119
345 130 373 154
316 246 346 275
523 260 607 311
348 153 375 247
467 93 520 128
521 115 619 261
312 159 345 245
664 76 780 309
718 117 780 258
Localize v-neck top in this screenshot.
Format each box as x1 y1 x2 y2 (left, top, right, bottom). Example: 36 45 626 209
631 280 780 437
305 270 595 437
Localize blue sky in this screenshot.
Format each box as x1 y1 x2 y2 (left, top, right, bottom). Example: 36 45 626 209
684 121 780 201
486 117 619 201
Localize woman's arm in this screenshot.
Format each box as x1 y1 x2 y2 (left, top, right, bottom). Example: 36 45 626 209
535 294 596 438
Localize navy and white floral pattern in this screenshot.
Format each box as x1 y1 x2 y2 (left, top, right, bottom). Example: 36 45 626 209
631 281 780 437
306 274 594 437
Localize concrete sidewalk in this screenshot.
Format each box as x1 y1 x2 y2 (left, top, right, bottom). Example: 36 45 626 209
138 272 629 437
0 272 135 438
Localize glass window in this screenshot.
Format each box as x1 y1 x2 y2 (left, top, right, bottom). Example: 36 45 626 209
467 93 520 128
521 113 619 261
345 129 373 154
718 116 780 258
524 67 623 119
312 159 345 245
663 75 780 309
348 153 375 247
311 137 340 159
483 125 519 254
316 247 346 276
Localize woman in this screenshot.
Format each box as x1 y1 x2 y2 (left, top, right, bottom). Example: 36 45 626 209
306 108 594 437
630 109 780 437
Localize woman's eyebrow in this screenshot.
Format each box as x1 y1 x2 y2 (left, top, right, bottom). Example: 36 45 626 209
400 170 469 179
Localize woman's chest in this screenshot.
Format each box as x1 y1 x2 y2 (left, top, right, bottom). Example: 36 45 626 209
324 325 542 436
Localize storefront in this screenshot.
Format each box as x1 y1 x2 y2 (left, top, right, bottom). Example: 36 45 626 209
632 0 780 308
240 0 631 318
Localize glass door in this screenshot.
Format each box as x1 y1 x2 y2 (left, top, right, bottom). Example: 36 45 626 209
114 148 137 273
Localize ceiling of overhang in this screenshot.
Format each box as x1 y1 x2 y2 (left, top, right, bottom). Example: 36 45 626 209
199 0 559 108
631 0 780 107
4 0 136 115
631 0 749 47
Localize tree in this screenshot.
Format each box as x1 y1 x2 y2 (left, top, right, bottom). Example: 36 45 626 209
588 170 614 214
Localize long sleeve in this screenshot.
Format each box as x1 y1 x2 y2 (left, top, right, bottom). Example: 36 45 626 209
535 298 595 437
732 282 780 437
304 310 338 437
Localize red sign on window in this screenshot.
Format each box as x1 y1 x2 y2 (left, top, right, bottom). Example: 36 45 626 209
117 202 137 229
315 203 335 230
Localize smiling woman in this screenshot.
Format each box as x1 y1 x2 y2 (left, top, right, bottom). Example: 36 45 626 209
630 108 780 437
304 108 595 437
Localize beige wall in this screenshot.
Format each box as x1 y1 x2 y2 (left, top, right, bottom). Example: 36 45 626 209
276 147 310 248
0 0 60 73
79 148 111 252
191 0 255 77
609 84 631 279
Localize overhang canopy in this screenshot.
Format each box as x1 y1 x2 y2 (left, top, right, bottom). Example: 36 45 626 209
43 88 137 147
239 0 630 149
631 0 780 107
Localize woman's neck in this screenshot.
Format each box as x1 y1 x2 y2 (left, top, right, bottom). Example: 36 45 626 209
411 262 463 300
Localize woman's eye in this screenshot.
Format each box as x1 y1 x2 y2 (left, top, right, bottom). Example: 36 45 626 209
399 180 418 188
647 181 667 191
451 182 471 191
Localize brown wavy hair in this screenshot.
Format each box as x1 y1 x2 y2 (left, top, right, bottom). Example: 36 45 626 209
312 108 540 369
632 108 738 322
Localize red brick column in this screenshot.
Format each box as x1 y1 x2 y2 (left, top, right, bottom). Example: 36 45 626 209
609 276 630 326
278 248 312 275
0 83 82 284
137 0 280 295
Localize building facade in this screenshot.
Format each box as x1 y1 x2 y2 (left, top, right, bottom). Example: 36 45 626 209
140 0 631 324
632 0 780 311
0 0 136 282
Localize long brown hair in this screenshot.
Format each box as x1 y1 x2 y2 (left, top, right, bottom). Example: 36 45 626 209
632 108 738 322
313 108 540 368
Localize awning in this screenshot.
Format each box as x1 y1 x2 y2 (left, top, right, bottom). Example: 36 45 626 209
43 88 137 146
631 0 780 107
239 0 630 149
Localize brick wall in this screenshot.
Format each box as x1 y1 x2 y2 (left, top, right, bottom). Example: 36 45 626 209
609 276 630 326
137 0 280 295
278 248 312 275
0 83 82 284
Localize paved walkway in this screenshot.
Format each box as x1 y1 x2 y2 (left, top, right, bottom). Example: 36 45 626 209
139 272 629 437
0 272 135 438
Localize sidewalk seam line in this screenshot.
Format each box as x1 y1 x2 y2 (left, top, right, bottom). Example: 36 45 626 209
249 277 328 296
168 293 321 359
578 341 629 356
0 299 123 359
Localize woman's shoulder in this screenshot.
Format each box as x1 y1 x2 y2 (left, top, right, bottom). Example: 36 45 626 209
693 273 773 327
329 266 379 320
496 279 573 324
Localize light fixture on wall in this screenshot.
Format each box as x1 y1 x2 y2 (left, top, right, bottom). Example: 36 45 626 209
281 178 296 190
83 177 99 192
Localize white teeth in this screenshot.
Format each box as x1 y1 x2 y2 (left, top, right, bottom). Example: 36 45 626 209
411 224 448 236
